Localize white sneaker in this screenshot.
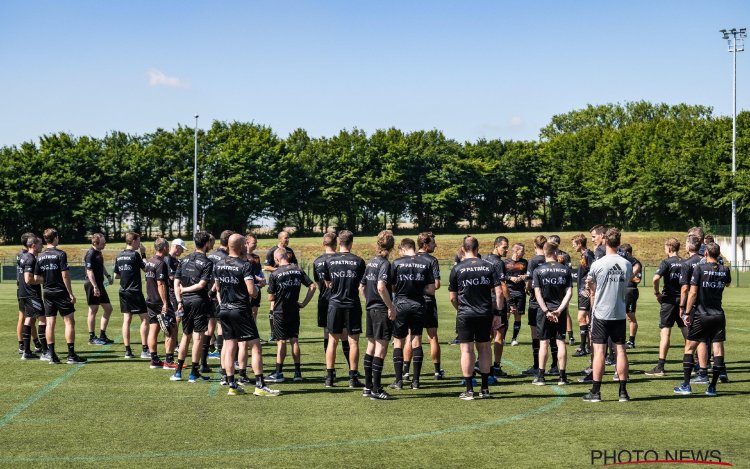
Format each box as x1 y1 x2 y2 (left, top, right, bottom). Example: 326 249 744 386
511 339 519 346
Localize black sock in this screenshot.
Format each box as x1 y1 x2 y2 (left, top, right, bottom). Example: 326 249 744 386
560 369 567 381
201 340 210 366
22 325 31 354
166 353 174 363
403 361 411 375
18 340 23 349
269 313 274 339
619 381 627 394
142 344 148 352
480 372 489 391
699 367 708 377
219 367 226 376
412 347 423 382
580 325 589 350
227 374 235 385
323 335 329 354
629 335 635 344
294 362 301 374
89 332 95 340
342 340 351 368
512 321 521 340
38 325 48 352
550 341 558 368
591 380 601 394
151 352 158 361
125 345 132 353
657 358 666 367
177 359 185 372
216 334 224 352
568 331 574 341
99 329 106 338
682 353 694 385
256 374 264 388
435 362 442 373
537 368 545 379
465 376 474 392
393 347 404 382
372 357 384 390
532 339 540 369
239 368 248 378
363 354 373 389
711 356 725 387
191 363 200 375
32 337 41 348
275 362 283 375
67 343 75 357
48 343 56 356
326 368 335 381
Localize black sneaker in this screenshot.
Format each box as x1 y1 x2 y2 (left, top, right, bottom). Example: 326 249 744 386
568 336 575 346
645 365 665 376
124 350 135 359
362 388 371 397
719 372 729 383
219 375 228 386
410 381 420 390
493 367 508 378
619 391 630 402
67 354 87 364
388 381 403 390
324 377 334 388
578 372 593 383
625 341 635 349
604 356 615 366
100 335 115 344
237 376 252 386
548 366 559 376
200 365 212 374
349 377 364 388
21 352 41 360
531 376 545 386
583 391 602 402
33 344 43 353
573 348 588 357
370 389 392 400
49 354 62 365
522 367 539 376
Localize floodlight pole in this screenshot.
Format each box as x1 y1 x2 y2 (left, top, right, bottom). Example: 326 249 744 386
193 114 199 234
721 28 746 270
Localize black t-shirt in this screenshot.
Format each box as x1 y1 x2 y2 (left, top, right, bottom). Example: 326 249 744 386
267 264 312 314
691 262 731 310
34 247 70 295
114 249 145 293
323 252 366 308
208 248 229 265
390 255 435 303
417 251 441 303
213 255 254 308
84 247 105 286
504 257 528 296
556 250 572 269
577 249 596 293
313 253 335 303
361 256 391 310
145 255 169 304
526 254 546 306
164 254 180 303
679 254 703 287
16 248 27 288
448 257 503 318
483 253 507 308
264 246 298 268
18 251 42 299
175 251 214 301
655 255 683 302
248 252 264 289
628 258 642 289
594 244 606 260
531 261 573 311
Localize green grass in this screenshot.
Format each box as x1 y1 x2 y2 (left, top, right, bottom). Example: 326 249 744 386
0 272 748 468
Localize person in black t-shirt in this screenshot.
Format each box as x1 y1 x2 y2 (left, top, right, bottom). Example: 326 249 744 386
548 235 575 345
263 230 298 344
523 235 547 376
144 238 172 369
16 232 40 355
678 234 709 382
504 243 528 346
484 236 510 379
245 234 266 322
619 243 642 349
572 234 596 357
84 233 115 346
590 224 607 260
162 238 186 363
674 243 730 397
19 236 45 360
359 230 396 400
171 231 214 382
35 228 85 365
532 241 573 386
114 231 148 359
388 237 436 391
214 234 279 396
313 232 350 362
646 237 685 376
322 230 366 388
206 230 233 375
449 236 503 400
266 248 315 383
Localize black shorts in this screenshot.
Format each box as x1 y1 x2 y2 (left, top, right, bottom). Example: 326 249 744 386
456 315 492 343
423 299 439 329
393 298 424 339
625 288 639 314
317 298 329 328
577 293 591 312
218 306 259 341
17 298 23 312
146 300 169 324
591 317 626 345
327 303 362 335
119 290 146 314
21 297 44 318
272 311 300 340
527 302 540 326
366 307 393 341
84 282 111 305
687 309 726 343
508 292 526 315
182 298 209 335
44 291 75 317
659 302 684 329
536 309 568 341
208 299 219 319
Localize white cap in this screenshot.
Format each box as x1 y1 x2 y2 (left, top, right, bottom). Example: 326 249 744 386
171 238 187 249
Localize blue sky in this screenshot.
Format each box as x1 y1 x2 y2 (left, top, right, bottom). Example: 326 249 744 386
1 1 748 146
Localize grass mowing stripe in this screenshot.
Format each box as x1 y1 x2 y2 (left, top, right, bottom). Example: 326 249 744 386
0 336 121 429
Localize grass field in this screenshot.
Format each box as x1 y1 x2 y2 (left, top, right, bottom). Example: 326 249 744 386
1 267 749 468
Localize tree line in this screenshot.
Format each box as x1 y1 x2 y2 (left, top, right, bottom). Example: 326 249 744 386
0 101 747 243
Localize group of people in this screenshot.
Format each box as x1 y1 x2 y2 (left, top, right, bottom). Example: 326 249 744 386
14 224 731 400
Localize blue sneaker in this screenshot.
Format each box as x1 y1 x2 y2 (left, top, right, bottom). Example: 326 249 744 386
170 370 182 381
188 373 210 383
460 377 478 386
207 351 220 360
690 374 709 385
673 383 692 395
705 385 717 397
488 375 498 385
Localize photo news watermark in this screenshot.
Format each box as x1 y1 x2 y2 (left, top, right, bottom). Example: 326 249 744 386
591 449 731 466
